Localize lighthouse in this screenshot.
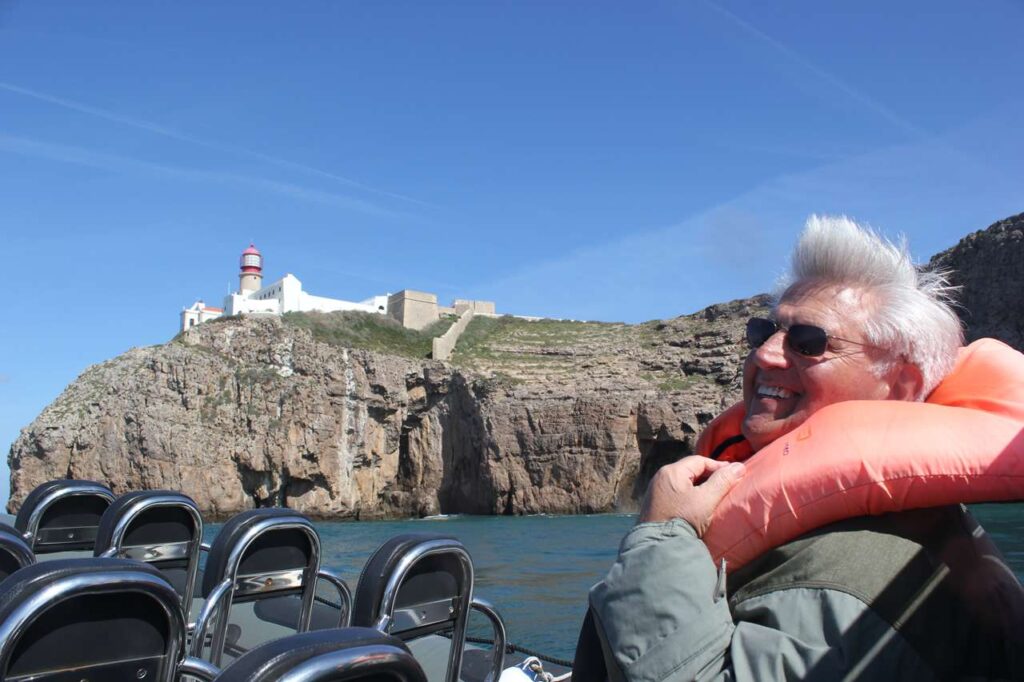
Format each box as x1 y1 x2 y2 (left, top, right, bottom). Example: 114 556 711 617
239 244 263 293
182 243 405 332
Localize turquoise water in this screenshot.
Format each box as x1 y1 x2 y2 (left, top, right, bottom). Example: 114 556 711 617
208 505 1024 661
314 513 637 660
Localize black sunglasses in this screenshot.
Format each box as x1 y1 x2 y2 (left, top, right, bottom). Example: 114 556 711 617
745 317 877 358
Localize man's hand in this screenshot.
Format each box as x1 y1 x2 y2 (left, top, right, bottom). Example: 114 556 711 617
638 457 746 536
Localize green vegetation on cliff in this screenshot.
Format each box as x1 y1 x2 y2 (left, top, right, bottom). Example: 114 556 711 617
282 311 454 358
450 315 640 384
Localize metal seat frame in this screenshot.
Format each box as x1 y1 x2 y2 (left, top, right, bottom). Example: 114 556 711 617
95 491 205 609
193 512 328 666
368 537 506 682
17 481 115 554
180 628 427 682
0 525 35 580
268 641 427 682
0 561 210 682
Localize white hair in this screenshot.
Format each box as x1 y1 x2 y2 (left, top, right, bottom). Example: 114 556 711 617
778 215 963 399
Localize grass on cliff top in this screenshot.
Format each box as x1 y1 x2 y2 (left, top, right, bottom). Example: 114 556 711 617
282 311 455 358
451 315 630 362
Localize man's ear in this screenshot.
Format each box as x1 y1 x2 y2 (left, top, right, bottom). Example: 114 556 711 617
889 362 924 401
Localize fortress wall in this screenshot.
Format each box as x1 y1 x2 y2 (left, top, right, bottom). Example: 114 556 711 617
388 290 439 330
432 309 475 361
454 299 496 315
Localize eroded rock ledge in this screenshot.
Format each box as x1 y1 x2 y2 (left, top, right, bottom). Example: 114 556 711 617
7 295 768 518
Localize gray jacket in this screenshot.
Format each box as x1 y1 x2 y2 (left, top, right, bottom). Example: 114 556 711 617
590 506 1024 681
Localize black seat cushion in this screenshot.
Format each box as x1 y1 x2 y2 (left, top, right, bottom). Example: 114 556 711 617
202 508 314 598
350 533 462 631
0 523 34 581
14 480 115 552
253 593 346 631
94 490 200 556
14 479 114 532
0 558 177 680
215 627 426 682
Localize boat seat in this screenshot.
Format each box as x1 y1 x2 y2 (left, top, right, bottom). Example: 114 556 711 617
0 523 34 581
0 557 209 682
93 490 204 607
194 507 351 666
252 587 352 631
210 627 427 682
351 533 506 682
14 479 115 556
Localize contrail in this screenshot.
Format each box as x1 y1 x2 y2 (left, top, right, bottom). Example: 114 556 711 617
0 133 405 218
697 0 927 140
0 81 435 208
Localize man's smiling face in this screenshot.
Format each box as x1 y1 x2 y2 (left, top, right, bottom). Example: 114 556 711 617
741 283 900 452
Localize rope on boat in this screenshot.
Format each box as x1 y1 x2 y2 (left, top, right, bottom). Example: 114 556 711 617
315 595 343 610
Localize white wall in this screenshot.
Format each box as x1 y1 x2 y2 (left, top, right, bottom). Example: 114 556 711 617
209 274 388 321
181 301 224 332
360 294 389 313
299 292 379 314
280 274 303 312
224 292 280 315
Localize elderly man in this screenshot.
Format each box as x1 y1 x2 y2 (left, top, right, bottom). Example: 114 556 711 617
586 216 1024 680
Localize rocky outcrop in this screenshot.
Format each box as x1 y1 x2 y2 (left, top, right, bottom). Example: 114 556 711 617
10 212 1021 519
8 319 447 518
7 296 769 518
930 212 1024 351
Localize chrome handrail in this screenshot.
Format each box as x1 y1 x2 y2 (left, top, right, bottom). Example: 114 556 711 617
470 597 507 682
205 515 321 666
21 483 115 549
99 493 205 610
371 538 474 682
276 643 427 682
316 569 353 627
177 655 220 681
190 579 233 659
0 528 35 571
0 569 185 682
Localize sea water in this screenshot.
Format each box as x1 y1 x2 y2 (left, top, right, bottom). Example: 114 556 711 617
208 504 1024 661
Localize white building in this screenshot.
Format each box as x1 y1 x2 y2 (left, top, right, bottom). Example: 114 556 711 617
180 244 389 333
180 301 225 331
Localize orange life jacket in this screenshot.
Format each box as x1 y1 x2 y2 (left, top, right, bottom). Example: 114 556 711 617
696 338 1024 572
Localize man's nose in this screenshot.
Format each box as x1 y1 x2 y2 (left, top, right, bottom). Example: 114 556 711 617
752 330 789 368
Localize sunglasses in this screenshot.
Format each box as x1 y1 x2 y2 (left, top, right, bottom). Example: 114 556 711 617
745 317 876 358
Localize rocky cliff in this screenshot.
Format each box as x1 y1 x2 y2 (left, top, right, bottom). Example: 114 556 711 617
7 296 768 517
930 212 1024 351
9 212 1022 518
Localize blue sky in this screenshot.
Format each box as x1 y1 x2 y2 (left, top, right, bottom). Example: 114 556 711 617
1 0 1022 504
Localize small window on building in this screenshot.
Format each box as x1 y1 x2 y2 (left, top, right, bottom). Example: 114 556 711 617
189 319 195 327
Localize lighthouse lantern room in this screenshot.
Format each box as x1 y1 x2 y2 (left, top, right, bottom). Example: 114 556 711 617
239 244 263 293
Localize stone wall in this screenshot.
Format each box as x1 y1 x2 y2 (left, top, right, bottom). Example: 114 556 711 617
387 290 439 330
432 310 475 361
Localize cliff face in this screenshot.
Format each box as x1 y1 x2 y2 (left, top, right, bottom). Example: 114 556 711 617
7 297 768 518
11 212 1021 518
930 212 1024 351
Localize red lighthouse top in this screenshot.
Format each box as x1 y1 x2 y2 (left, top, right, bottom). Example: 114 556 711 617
240 244 263 273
